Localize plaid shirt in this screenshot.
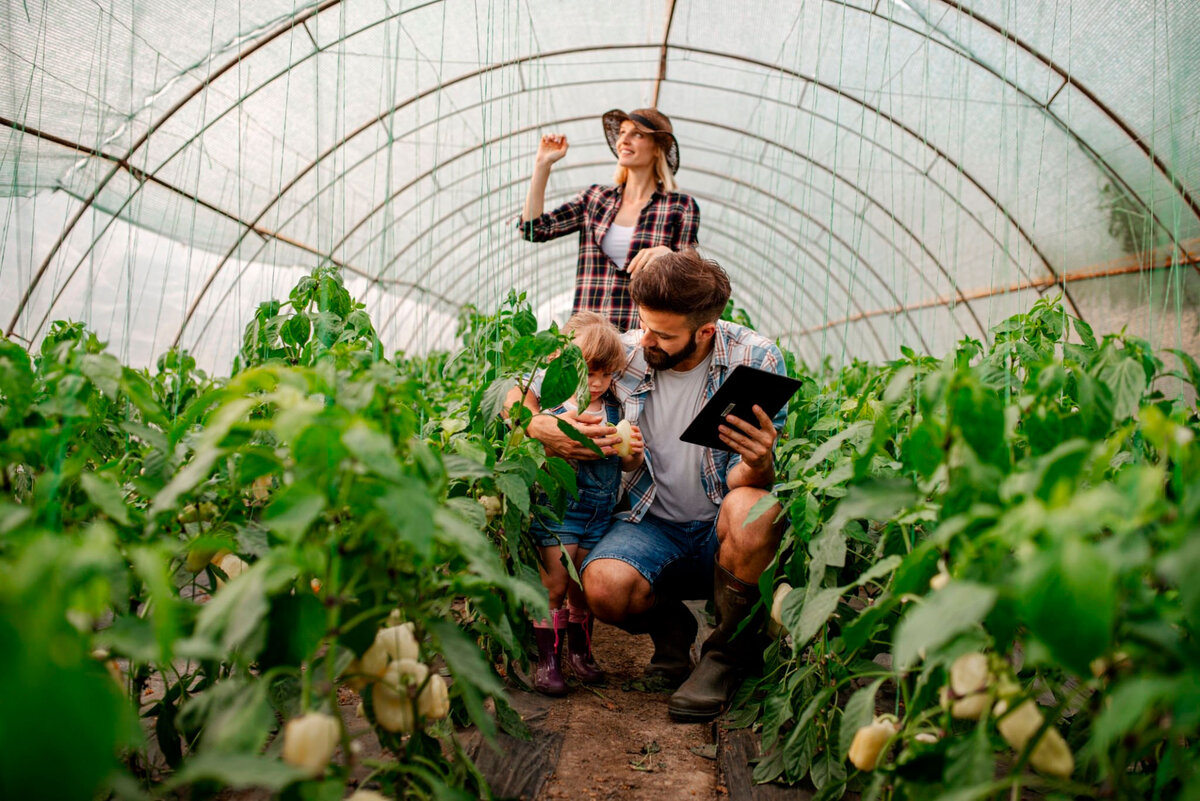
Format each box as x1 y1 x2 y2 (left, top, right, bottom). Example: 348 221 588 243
612 322 787 523
518 184 700 332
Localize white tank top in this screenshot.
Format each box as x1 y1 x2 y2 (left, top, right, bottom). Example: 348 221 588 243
601 223 634 267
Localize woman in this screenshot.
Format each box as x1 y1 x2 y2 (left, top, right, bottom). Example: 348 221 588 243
517 108 700 332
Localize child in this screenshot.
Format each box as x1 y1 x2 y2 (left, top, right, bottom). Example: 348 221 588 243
529 311 643 695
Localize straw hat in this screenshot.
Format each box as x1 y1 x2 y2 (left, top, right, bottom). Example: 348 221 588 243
601 108 680 174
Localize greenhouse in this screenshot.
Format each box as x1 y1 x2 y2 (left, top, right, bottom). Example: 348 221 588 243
0 1 1197 799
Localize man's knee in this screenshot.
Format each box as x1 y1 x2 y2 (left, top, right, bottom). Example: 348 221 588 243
719 487 782 541
717 487 784 581
582 558 652 623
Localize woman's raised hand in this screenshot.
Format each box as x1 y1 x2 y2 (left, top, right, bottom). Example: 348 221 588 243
535 133 569 167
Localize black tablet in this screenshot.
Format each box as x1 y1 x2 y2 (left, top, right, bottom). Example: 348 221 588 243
679 365 802 452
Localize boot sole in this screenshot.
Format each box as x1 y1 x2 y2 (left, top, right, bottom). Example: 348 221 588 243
667 702 724 723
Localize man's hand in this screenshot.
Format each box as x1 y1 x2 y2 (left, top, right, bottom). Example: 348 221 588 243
527 409 619 460
720 405 778 488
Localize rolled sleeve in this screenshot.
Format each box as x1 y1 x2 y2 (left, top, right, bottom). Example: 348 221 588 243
517 187 592 242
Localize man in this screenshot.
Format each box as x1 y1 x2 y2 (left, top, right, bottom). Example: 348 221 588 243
526 249 787 722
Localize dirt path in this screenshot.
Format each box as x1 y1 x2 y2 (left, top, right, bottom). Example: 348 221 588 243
532 619 717 800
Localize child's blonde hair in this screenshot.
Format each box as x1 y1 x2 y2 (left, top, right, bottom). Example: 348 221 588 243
563 311 625 373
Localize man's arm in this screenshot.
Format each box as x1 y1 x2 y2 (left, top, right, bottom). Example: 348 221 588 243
504 384 620 460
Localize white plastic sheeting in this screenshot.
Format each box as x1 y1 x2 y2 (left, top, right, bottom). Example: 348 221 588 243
1 0 1197 372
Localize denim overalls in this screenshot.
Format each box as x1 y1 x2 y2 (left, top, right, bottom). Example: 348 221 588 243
529 396 623 550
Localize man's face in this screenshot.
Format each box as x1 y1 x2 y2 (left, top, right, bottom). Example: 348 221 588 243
638 308 712 370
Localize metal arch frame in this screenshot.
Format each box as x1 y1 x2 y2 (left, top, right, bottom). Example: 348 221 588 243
3 0 360 337
357 152 961 344
374 183 901 356
371 170 941 355
244 81 1009 340
175 113 954 355
318 100 995 337
918 0 1200 225
19 34 1080 342
166 39 1082 342
369 185 874 355
177 90 1028 353
386 230 872 360
9 2 1188 339
345 154 973 348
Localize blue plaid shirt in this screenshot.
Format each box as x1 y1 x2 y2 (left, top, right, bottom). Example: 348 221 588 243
612 322 787 523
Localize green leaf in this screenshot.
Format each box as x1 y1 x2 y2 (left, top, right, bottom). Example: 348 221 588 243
944 721 995 789
281 313 311 348
804 421 873 472
1021 537 1115 675
1089 677 1178 753
743 493 781 527
1167 348 1200 390
79 472 132 526
482 376 518 422
1104 356 1147 421
342 420 403 482
164 752 306 791
839 678 884 760
893 582 996 669
80 352 122 398
494 471 532 515
262 484 326 543
785 586 841 649
541 352 582 410
1071 317 1097 350
428 619 503 696
855 555 902 588
810 750 847 792
554 417 603 456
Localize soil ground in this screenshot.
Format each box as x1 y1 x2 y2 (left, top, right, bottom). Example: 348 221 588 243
521 618 718 800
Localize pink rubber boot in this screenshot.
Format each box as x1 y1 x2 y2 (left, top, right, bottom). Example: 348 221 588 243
532 608 568 696
563 606 605 683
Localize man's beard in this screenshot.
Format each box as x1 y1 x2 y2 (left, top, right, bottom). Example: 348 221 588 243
644 330 698 371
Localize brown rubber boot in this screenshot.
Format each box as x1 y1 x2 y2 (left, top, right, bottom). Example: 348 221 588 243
618 598 698 687
667 563 765 722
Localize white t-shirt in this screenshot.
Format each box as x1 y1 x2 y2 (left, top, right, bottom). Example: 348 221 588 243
641 350 719 522
601 223 634 268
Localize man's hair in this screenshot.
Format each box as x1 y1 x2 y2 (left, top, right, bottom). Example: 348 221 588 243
563 311 625 373
630 249 731 326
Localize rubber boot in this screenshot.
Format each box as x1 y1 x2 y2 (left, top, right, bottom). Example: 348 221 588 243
668 563 765 722
532 608 568 696
563 606 605 684
619 598 699 687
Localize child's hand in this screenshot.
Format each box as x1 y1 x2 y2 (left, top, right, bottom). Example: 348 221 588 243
624 423 645 456
617 422 645 470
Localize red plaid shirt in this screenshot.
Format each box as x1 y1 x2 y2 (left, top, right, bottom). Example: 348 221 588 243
518 184 701 332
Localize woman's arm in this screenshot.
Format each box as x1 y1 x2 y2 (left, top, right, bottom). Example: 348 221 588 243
674 194 701 250
520 134 567 223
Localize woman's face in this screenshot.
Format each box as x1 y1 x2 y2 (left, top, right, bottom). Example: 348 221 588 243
615 120 658 170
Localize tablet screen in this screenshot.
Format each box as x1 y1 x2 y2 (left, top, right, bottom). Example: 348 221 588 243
679 365 801 452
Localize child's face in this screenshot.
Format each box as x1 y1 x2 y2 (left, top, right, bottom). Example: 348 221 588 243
586 368 615 400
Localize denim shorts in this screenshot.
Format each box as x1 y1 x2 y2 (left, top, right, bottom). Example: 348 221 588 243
581 512 720 600
529 487 617 551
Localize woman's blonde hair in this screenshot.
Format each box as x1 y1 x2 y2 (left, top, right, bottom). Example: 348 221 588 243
613 146 677 193
563 311 625 373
